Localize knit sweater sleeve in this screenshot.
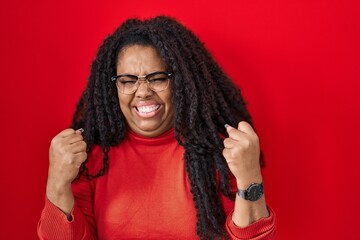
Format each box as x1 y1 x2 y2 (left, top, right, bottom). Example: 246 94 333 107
37 175 97 240
225 206 277 239
221 175 277 239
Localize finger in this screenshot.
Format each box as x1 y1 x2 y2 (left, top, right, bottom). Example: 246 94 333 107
224 123 235 133
225 123 246 141
237 121 256 136
67 128 85 144
74 152 88 166
223 138 235 149
56 128 84 140
75 128 84 134
64 133 84 144
69 141 87 154
222 148 232 162
57 128 76 138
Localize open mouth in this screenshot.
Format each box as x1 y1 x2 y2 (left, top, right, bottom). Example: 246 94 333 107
135 105 161 115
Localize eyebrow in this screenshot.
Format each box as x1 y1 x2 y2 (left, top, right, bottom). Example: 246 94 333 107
116 70 167 75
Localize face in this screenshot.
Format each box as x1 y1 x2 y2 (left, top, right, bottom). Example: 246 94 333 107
116 45 174 137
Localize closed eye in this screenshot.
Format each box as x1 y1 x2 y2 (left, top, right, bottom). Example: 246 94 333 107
118 75 138 84
149 77 168 82
120 80 137 85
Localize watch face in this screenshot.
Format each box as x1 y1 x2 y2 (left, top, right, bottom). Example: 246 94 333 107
247 183 264 201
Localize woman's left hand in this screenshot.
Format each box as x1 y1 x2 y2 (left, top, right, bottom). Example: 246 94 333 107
223 121 262 188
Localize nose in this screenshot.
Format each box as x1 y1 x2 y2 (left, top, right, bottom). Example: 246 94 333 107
135 79 153 98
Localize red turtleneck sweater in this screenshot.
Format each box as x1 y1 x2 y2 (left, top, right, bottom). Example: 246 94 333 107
38 128 276 239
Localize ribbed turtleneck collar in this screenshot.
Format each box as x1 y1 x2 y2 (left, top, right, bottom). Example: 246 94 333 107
126 128 176 146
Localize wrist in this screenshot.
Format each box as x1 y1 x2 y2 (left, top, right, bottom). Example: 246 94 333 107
46 178 72 198
46 182 74 216
237 182 264 202
235 175 263 190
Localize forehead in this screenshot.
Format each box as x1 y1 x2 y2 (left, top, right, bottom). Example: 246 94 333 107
116 45 166 71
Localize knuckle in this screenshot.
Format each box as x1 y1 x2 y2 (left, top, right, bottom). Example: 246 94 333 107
50 137 60 146
71 134 81 142
57 142 68 152
64 128 75 134
66 155 76 164
241 138 252 148
228 129 237 138
81 152 88 161
223 149 236 162
74 162 82 169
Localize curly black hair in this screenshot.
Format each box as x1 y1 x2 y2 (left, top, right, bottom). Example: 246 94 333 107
71 16 263 239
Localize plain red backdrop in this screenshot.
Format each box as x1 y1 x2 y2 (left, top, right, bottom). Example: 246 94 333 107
1 0 359 239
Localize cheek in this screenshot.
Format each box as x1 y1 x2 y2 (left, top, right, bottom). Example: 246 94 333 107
162 92 173 111
165 97 175 121
118 94 132 113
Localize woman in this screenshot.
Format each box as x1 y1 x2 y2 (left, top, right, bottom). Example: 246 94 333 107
38 16 276 239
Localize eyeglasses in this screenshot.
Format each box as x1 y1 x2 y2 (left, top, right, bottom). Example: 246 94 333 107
111 71 172 94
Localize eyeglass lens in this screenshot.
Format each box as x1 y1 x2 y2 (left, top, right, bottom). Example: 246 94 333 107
115 72 170 94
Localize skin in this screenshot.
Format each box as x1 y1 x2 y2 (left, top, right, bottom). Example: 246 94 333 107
46 128 87 217
223 122 269 227
45 45 175 217
116 45 174 138
46 44 268 227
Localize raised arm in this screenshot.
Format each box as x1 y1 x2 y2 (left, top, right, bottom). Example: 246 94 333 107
38 128 96 239
223 122 276 239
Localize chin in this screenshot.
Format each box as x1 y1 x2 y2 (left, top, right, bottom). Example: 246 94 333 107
134 124 170 137
138 130 162 137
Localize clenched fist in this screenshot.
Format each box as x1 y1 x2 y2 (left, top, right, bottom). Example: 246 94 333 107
46 128 87 215
223 121 262 189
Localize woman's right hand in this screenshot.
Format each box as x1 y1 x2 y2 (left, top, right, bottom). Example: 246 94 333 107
46 128 87 216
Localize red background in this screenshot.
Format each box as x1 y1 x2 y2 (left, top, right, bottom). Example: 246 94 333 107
1 0 359 239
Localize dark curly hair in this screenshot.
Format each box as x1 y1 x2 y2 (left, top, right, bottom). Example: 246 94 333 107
71 16 263 239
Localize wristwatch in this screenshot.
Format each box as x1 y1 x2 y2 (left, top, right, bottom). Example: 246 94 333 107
237 182 264 201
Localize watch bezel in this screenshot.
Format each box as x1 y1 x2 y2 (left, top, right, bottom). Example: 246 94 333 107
238 182 264 201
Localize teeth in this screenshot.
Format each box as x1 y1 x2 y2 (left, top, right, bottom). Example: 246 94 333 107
137 105 160 113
